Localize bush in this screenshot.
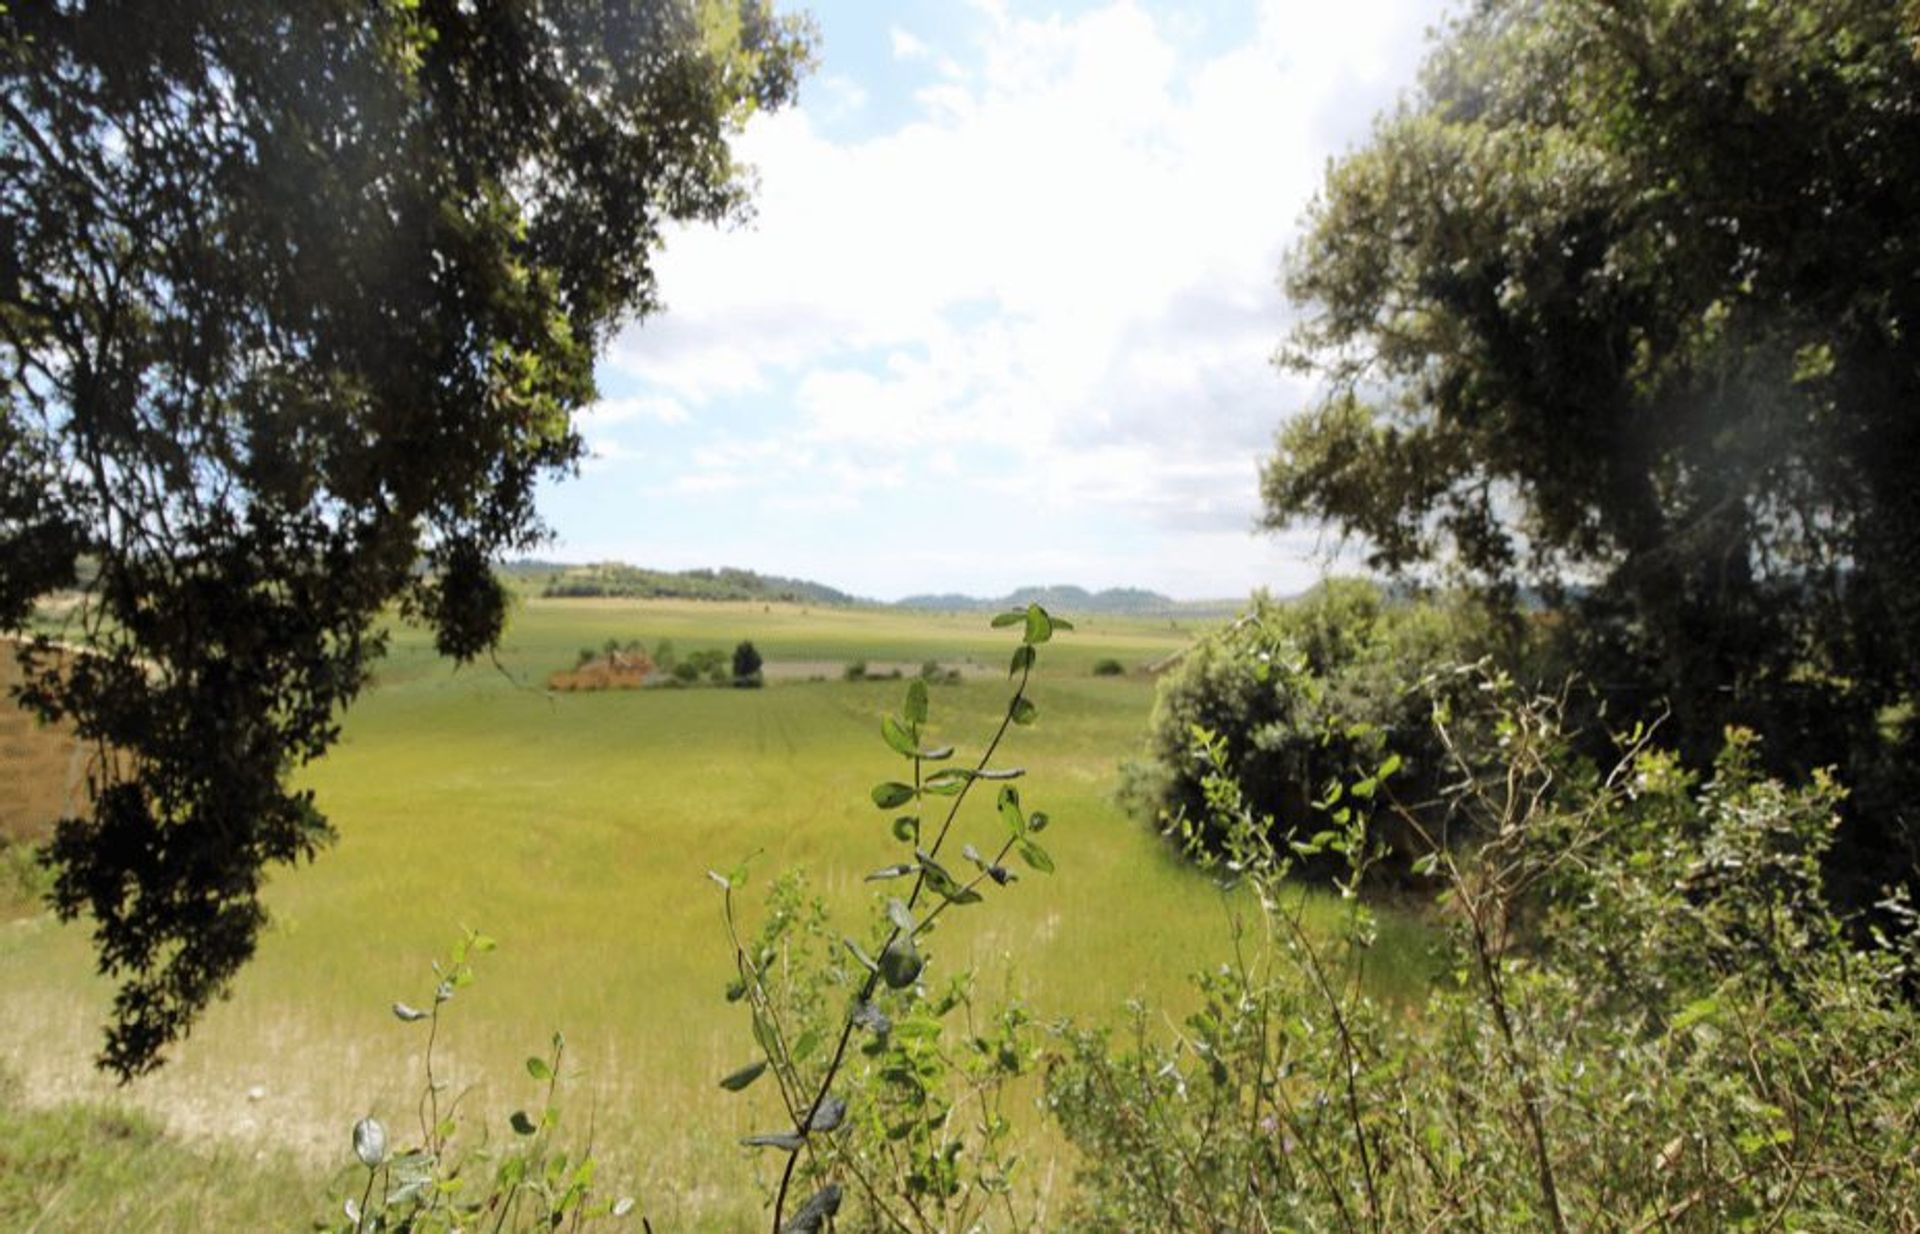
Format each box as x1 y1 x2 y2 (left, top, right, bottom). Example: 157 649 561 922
1124 579 1500 877
843 660 867 681
918 660 962 685
732 641 763 688
711 609 1068 1233
324 932 636 1231
0 837 51 915
1052 677 1920 1231
1090 658 1125 677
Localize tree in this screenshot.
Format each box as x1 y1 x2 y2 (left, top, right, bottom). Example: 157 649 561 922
732 638 763 687
1264 0 1920 892
1124 581 1498 876
0 0 811 1077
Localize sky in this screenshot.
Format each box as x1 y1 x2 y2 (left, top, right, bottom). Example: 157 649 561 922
538 0 1457 601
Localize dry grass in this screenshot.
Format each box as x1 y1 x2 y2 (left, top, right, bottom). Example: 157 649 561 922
0 640 87 847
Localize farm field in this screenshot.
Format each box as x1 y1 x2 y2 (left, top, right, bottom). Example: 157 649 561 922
0 596 1427 1230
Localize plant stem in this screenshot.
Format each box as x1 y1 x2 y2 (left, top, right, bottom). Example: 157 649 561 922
770 663 1032 1233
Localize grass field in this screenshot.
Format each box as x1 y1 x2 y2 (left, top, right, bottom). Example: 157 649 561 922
0 597 1428 1230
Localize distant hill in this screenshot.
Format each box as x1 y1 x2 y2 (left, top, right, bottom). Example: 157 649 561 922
502 561 1247 615
896 584 1239 617
513 562 860 606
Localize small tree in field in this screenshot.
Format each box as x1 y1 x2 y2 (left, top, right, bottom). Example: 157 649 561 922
732 640 764 688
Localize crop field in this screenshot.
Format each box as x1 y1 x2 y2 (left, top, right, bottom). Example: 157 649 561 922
0 597 1427 1230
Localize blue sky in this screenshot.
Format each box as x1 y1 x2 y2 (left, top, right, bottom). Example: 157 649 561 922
538 0 1455 601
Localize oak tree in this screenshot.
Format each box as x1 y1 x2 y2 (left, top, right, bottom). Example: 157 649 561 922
1265 0 1920 890
0 0 810 1076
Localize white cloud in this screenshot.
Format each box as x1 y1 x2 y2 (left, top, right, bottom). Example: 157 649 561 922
813 73 870 119
584 394 690 426
585 0 1452 595
890 26 930 60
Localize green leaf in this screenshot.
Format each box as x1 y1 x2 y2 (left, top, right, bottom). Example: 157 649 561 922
706 869 732 891
1009 644 1035 677
1673 996 1721 1031
865 863 916 881
1050 615 1075 631
1010 697 1037 726
527 1056 554 1082
842 937 878 973
891 815 920 842
881 716 917 758
878 937 923 989
886 897 914 932
741 1131 805 1151
1028 810 1050 833
1018 839 1055 874
510 1110 538 1136
871 782 916 809
718 1060 767 1092
792 1026 822 1063
998 785 1025 836
916 744 955 761
990 610 1025 628
927 767 1023 795
1023 604 1053 645
905 679 929 725
919 855 976 904
391 1001 428 1023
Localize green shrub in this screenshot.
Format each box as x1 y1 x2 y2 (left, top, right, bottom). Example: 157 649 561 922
324 932 636 1231
1051 672 1920 1231
1124 579 1500 876
713 606 1071 1231
0 838 51 915
843 659 867 681
1090 658 1125 677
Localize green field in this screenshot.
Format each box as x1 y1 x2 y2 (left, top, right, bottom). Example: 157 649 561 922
0 597 1424 1230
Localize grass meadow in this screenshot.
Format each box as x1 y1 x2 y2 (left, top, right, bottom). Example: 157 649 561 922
0 597 1429 1230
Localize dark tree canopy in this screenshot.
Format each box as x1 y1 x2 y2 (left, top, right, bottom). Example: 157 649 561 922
1265 0 1920 886
0 0 810 1077
732 638 762 683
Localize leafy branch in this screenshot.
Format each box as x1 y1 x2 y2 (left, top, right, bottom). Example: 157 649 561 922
716 605 1070 1233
